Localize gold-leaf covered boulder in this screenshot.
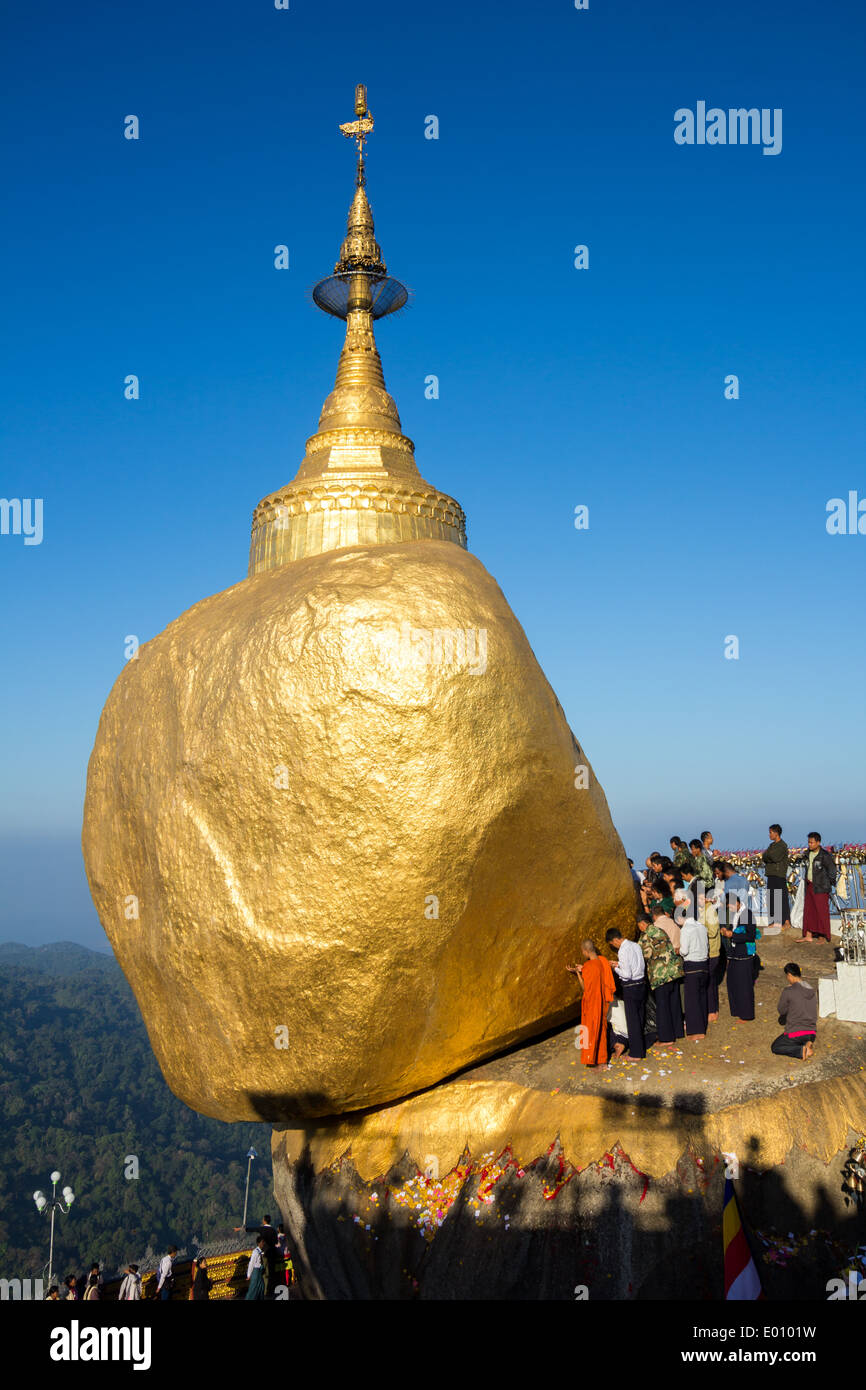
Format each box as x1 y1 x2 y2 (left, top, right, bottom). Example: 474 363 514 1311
83 538 634 1121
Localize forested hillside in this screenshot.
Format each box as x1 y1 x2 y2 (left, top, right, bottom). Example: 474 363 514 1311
0 942 273 1280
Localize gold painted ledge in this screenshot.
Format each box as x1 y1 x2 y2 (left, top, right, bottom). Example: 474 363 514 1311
273 1069 866 1182
273 933 866 1176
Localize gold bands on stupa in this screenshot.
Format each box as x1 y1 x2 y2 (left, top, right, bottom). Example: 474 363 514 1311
249 84 466 575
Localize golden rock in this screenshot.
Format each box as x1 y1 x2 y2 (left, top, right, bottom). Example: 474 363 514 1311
81 87 635 1123
82 538 634 1121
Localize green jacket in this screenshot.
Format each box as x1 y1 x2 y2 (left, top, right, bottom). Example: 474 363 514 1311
673 848 697 873
640 924 684 989
693 852 715 889
762 839 789 879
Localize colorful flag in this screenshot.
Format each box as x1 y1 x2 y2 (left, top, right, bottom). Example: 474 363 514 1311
723 1177 763 1300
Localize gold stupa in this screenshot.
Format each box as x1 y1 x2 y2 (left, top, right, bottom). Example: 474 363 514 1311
249 85 465 571
82 87 635 1124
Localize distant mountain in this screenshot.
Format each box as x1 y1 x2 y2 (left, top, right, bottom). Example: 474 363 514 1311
0 942 273 1282
0 940 115 975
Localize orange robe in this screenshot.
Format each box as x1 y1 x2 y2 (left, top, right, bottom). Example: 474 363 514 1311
579 957 617 1065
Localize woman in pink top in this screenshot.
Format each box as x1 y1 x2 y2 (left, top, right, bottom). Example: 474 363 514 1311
654 910 681 951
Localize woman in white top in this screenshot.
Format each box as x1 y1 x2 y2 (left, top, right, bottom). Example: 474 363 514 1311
245 1239 266 1300
680 916 709 1039
118 1265 141 1300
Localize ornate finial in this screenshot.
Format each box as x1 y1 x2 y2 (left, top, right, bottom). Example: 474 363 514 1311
248 85 466 573
339 83 374 173
312 84 404 318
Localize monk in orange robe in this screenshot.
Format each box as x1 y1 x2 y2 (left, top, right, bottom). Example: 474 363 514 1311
566 940 617 1067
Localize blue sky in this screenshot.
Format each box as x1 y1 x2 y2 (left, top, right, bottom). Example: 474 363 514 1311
1 0 864 948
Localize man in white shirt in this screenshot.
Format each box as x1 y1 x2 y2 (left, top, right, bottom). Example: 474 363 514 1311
605 928 646 1060
156 1246 177 1301
680 914 710 1038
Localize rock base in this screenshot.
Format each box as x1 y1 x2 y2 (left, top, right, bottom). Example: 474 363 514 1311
273 1127 865 1300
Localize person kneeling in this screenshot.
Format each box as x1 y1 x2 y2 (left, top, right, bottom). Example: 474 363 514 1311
771 963 817 1061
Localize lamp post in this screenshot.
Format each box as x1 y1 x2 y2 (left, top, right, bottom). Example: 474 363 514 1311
33 1170 75 1287
241 1147 257 1231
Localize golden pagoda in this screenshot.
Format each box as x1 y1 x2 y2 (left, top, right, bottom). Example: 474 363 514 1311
249 85 466 573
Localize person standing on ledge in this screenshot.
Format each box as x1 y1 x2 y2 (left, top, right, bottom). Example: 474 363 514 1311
276 1224 291 1290
679 908 710 1039
241 1213 279 1297
565 940 617 1067
192 1256 213 1301
245 1237 266 1301
643 855 671 911
690 838 715 891
679 861 705 922
639 909 684 1047
720 876 757 1021
605 928 646 1060
721 859 750 902
653 873 678 916
762 824 791 931
671 836 695 871
802 832 837 944
118 1264 142 1301
651 898 682 952
156 1247 177 1301
771 963 817 1060
704 878 724 1023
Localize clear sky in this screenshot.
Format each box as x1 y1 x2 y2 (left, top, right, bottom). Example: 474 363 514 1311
1 0 864 948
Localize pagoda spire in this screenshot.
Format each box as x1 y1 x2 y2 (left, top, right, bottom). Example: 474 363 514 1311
248 85 466 575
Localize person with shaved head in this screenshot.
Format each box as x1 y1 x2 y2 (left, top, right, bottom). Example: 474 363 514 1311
566 939 617 1067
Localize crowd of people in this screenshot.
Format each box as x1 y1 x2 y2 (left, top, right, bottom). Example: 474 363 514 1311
44 1264 106 1301
566 827 837 1069
45 1216 295 1300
